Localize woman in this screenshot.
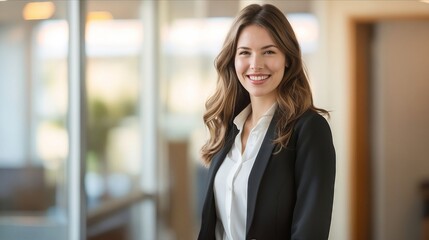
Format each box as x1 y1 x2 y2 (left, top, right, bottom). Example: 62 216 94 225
198 4 335 240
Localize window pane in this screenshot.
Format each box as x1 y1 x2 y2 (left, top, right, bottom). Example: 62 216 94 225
158 1 235 239
0 1 69 239
85 1 143 211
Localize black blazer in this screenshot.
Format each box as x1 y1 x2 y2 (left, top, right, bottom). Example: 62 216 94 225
198 109 336 240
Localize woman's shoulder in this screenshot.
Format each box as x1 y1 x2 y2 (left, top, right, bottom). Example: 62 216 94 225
294 108 331 133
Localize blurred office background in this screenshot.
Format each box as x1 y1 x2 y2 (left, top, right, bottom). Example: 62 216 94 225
0 0 428 240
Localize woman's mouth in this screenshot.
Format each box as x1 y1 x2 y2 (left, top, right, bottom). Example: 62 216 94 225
247 74 270 84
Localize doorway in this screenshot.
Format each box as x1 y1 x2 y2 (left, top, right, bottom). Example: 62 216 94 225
351 18 429 240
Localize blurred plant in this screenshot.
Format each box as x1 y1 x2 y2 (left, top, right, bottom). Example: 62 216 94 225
85 97 135 173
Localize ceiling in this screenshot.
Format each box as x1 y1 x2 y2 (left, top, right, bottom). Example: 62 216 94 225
0 0 312 23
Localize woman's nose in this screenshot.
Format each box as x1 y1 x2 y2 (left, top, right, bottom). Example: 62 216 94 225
250 55 264 70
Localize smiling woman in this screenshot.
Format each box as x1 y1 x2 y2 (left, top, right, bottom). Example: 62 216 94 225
198 4 336 240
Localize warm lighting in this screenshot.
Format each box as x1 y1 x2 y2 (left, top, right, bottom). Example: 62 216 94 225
420 0 429 3
23 1 55 20
87 11 113 22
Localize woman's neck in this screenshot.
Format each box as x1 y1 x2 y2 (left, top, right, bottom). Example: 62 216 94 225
248 97 276 127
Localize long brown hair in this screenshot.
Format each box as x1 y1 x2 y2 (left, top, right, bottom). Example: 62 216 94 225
201 4 328 165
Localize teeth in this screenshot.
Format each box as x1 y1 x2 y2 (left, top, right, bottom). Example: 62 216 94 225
248 75 269 81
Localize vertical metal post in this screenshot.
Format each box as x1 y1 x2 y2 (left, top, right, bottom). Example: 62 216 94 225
140 0 158 195
139 0 159 239
68 0 86 240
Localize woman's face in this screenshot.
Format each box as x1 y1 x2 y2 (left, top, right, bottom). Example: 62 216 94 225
234 24 286 103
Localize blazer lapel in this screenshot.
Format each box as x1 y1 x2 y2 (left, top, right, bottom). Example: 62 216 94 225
206 125 239 191
200 125 238 237
246 112 278 235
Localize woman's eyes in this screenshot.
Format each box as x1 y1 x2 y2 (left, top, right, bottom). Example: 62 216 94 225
237 50 276 56
264 50 275 55
238 51 250 55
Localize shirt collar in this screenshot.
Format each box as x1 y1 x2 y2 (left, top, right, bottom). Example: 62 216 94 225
233 103 277 131
233 105 251 131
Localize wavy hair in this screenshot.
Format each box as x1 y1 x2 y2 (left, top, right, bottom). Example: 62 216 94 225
201 4 328 165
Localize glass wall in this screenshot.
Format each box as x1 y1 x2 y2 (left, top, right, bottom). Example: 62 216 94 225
0 1 152 239
85 0 143 212
0 1 69 239
83 1 154 240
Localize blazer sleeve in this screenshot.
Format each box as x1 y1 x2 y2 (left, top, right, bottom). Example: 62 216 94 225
291 112 336 240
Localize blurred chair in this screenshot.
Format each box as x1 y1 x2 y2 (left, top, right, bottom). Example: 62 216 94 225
0 166 54 212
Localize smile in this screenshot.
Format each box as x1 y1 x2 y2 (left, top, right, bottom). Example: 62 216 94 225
247 74 270 81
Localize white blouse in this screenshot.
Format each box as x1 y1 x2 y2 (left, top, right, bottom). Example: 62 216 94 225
214 103 277 240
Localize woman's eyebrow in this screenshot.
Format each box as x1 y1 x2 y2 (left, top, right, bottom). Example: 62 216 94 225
261 44 278 49
237 45 278 50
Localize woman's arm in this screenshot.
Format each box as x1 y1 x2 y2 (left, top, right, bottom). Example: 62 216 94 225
291 112 336 239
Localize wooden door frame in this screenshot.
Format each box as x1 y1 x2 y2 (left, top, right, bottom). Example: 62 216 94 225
350 20 373 240
350 15 429 240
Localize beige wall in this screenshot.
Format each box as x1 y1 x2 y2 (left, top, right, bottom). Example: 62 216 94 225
308 1 429 240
